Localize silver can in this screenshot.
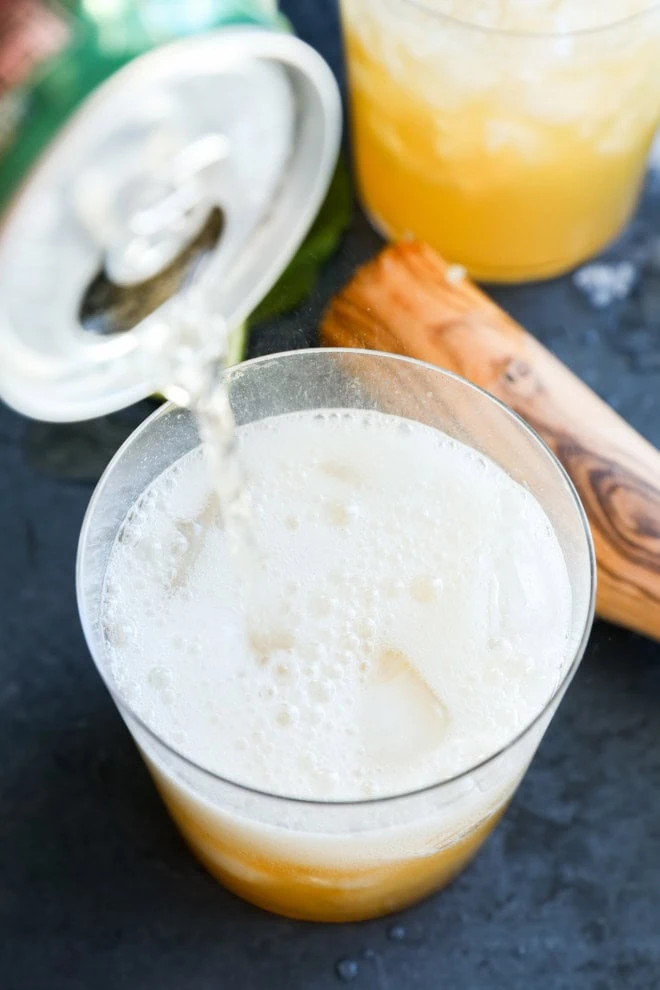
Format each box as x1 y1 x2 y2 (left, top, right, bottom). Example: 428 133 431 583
0 27 341 421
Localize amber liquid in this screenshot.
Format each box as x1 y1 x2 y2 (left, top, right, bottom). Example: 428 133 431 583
152 764 507 922
341 10 660 282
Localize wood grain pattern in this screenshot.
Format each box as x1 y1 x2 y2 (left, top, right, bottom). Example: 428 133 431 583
321 241 660 641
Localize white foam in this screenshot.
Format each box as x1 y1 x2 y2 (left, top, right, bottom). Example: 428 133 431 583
102 410 572 801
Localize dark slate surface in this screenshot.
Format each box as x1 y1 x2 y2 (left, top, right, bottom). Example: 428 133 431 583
2 2 660 988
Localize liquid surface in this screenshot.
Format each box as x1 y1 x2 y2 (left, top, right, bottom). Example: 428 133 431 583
103 410 572 801
407 0 654 33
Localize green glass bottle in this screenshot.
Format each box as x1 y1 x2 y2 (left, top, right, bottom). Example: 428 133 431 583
0 0 282 211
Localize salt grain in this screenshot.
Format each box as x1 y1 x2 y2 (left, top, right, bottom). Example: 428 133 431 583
573 261 637 309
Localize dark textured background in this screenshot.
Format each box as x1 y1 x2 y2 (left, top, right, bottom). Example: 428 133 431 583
2 2 660 988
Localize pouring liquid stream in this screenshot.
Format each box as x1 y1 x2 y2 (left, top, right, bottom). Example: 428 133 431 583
149 298 264 620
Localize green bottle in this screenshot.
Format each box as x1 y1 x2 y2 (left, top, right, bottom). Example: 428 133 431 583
0 0 282 212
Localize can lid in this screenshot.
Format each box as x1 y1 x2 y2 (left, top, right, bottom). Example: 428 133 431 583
0 28 341 421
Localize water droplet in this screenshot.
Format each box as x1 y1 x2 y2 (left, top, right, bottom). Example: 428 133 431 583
387 924 406 941
335 958 359 982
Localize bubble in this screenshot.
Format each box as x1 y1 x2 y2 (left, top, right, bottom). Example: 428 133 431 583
342 632 361 653
275 705 298 728
357 618 377 640
324 500 353 528
274 661 291 681
409 574 443 604
308 679 333 705
104 621 125 649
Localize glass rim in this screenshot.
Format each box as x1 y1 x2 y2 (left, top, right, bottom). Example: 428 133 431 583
77 347 596 810
401 0 660 40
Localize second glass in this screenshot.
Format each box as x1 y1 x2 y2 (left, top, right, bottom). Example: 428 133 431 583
340 0 660 282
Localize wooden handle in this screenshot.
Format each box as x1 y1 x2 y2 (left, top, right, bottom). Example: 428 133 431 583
321 241 660 641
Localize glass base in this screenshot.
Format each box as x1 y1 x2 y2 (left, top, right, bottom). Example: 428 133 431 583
362 203 633 286
159 773 506 922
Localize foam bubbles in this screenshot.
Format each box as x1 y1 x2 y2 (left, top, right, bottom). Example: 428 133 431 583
102 409 572 801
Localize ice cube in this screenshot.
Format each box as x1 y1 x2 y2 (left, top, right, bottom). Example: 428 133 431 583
360 648 448 766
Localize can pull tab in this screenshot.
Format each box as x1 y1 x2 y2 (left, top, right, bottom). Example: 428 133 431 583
75 133 229 288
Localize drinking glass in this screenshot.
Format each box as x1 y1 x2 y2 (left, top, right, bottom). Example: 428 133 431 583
340 0 660 282
77 349 595 921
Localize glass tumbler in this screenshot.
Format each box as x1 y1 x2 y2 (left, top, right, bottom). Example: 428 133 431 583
77 349 595 921
340 0 660 282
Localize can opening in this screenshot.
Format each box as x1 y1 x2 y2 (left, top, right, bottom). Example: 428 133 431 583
79 207 224 335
